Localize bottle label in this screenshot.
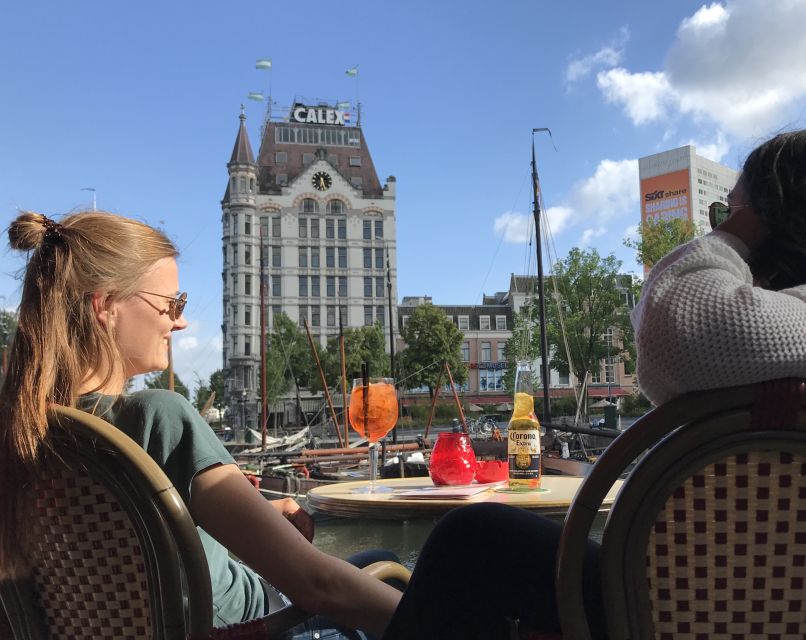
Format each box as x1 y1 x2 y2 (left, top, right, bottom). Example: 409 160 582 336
507 428 541 479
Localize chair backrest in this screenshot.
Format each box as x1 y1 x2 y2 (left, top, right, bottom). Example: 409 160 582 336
557 379 806 640
0 405 213 640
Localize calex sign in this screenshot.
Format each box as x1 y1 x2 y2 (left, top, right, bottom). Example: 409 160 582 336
291 105 351 126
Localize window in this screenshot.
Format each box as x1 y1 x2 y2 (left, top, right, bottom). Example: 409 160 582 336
272 246 281 267
327 306 336 327
299 218 307 238
260 245 267 266
298 248 307 268
480 341 491 362
364 277 372 297
338 277 347 297
299 276 308 297
232 243 238 264
272 276 281 296
375 248 384 269
605 357 616 384
311 276 320 297
276 174 287 186
271 304 281 327
376 276 384 298
604 327 615 347
402 316 409 328
302 153 314 166
376 306 385 327
223 245 228 265
375 220 383 238
351 177 363 189
327 200 343 214
340 305 348 325
244 245 251 266
461 342 470 361
245 215 251 235
232 213 238 233
326 247 335 268
479 369 505 392
363 220 371 239
338 248 347 268
364 306 373 326
479 316 491 331
338 219 346 239
310 218 320 239
260 216 269 237
363 248 372 268
558 371 570 386
327 276 335 297
231 273 238 292
496 316 507 331
591 366 601 384
311 306 321 327
458 316 470 331
231 304 238 324
244 275 252 296
272 216 281 237
299 306 307 327
244 305 252 326
244 339 251 357
497 343 505 362
223 212 230 232
326 219 335 239
349 156 362 167
311 247 320 268
275 151 287 164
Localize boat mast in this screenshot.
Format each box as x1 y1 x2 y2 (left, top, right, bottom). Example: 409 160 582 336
531 129 551 424
260 226 268 447
386 245 398 443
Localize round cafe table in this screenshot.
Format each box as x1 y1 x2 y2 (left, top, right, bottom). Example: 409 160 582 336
307 476 623 520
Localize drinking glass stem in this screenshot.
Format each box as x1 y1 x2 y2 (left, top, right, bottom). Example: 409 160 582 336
368 442 378 490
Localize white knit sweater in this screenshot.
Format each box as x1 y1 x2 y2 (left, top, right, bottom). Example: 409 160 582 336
630 231 806 406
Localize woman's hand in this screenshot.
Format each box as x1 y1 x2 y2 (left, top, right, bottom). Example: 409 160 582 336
270 497 315 542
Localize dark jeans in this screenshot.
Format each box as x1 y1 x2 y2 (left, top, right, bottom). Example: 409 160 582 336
263 549 403 640
382 503 606 640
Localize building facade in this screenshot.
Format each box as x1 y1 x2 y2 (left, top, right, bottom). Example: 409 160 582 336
639 145 739 236
221 104 397 427
398 274 636 409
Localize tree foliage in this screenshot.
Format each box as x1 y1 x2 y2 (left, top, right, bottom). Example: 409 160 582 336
193 368 227 414
320 323 390 391
145 369 189 399
623 216 696 269
259 312 318 408
399 303 466 396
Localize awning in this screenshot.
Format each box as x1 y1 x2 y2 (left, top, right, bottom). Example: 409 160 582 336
587 387 632 397
590 399 616 408
465 403 484 413
496 402 514 411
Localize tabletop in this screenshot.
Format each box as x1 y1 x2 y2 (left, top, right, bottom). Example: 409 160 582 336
307 475 623 520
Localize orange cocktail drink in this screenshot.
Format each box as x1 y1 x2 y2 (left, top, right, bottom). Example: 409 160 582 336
349 380 398 442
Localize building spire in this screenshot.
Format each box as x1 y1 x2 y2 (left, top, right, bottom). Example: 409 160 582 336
230 108 255 165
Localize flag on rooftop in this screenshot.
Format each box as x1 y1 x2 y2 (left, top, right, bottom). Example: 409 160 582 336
255 59 272 70
247 92 265 101
336 101 350 109
345 66 358 77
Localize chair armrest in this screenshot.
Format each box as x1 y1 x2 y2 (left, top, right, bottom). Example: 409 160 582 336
260 560 411 637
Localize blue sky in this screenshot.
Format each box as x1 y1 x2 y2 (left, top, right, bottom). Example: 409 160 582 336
2 0 806 391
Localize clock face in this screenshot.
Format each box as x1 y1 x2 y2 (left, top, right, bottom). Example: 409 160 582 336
312 171 333 191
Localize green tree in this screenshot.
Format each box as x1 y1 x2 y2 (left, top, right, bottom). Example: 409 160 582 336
145 369 189 399
513 249 634 414
623 217 696 269
0 309 18 385
320 323 390 388
399 303 466 398
193 369 227 415
502 308 541 391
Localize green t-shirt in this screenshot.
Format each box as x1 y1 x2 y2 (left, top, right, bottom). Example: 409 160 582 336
79 389 265 626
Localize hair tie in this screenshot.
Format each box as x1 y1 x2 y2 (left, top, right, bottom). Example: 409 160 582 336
41 216 65 246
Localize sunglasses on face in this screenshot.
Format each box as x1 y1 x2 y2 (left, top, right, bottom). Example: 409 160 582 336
708 201 753 230
137 290 188 320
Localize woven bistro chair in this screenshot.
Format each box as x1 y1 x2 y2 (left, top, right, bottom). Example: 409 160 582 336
557 378 806 640
0 405 410 640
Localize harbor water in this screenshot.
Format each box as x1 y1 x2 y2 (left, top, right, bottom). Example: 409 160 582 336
310 510 609 570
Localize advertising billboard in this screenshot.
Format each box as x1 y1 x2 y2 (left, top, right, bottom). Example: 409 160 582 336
640 168 690 223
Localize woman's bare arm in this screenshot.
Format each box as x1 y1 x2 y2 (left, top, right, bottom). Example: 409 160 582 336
189 463 401 637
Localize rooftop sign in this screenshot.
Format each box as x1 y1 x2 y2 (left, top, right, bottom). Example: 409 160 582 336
291 105 351 126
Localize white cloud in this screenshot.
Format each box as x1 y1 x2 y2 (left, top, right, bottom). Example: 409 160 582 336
623 224 640 244
683 131 730 163
570 158 639 223
176 336 199 351
544 206 574 236
579 227 607 246
565 27 628 84
494 211 532 244
593 0 806 139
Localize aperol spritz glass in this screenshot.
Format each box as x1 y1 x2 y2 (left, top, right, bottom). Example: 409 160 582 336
349 377 398 494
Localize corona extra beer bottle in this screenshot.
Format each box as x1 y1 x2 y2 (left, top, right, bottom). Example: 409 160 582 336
507 361 542 490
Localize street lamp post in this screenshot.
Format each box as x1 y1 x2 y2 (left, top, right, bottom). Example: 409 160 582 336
241 390 247 441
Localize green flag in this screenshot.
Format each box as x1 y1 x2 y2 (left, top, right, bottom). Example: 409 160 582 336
247 92 264 101
336 101 350 109
256 59 272 70
345 67 358 77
